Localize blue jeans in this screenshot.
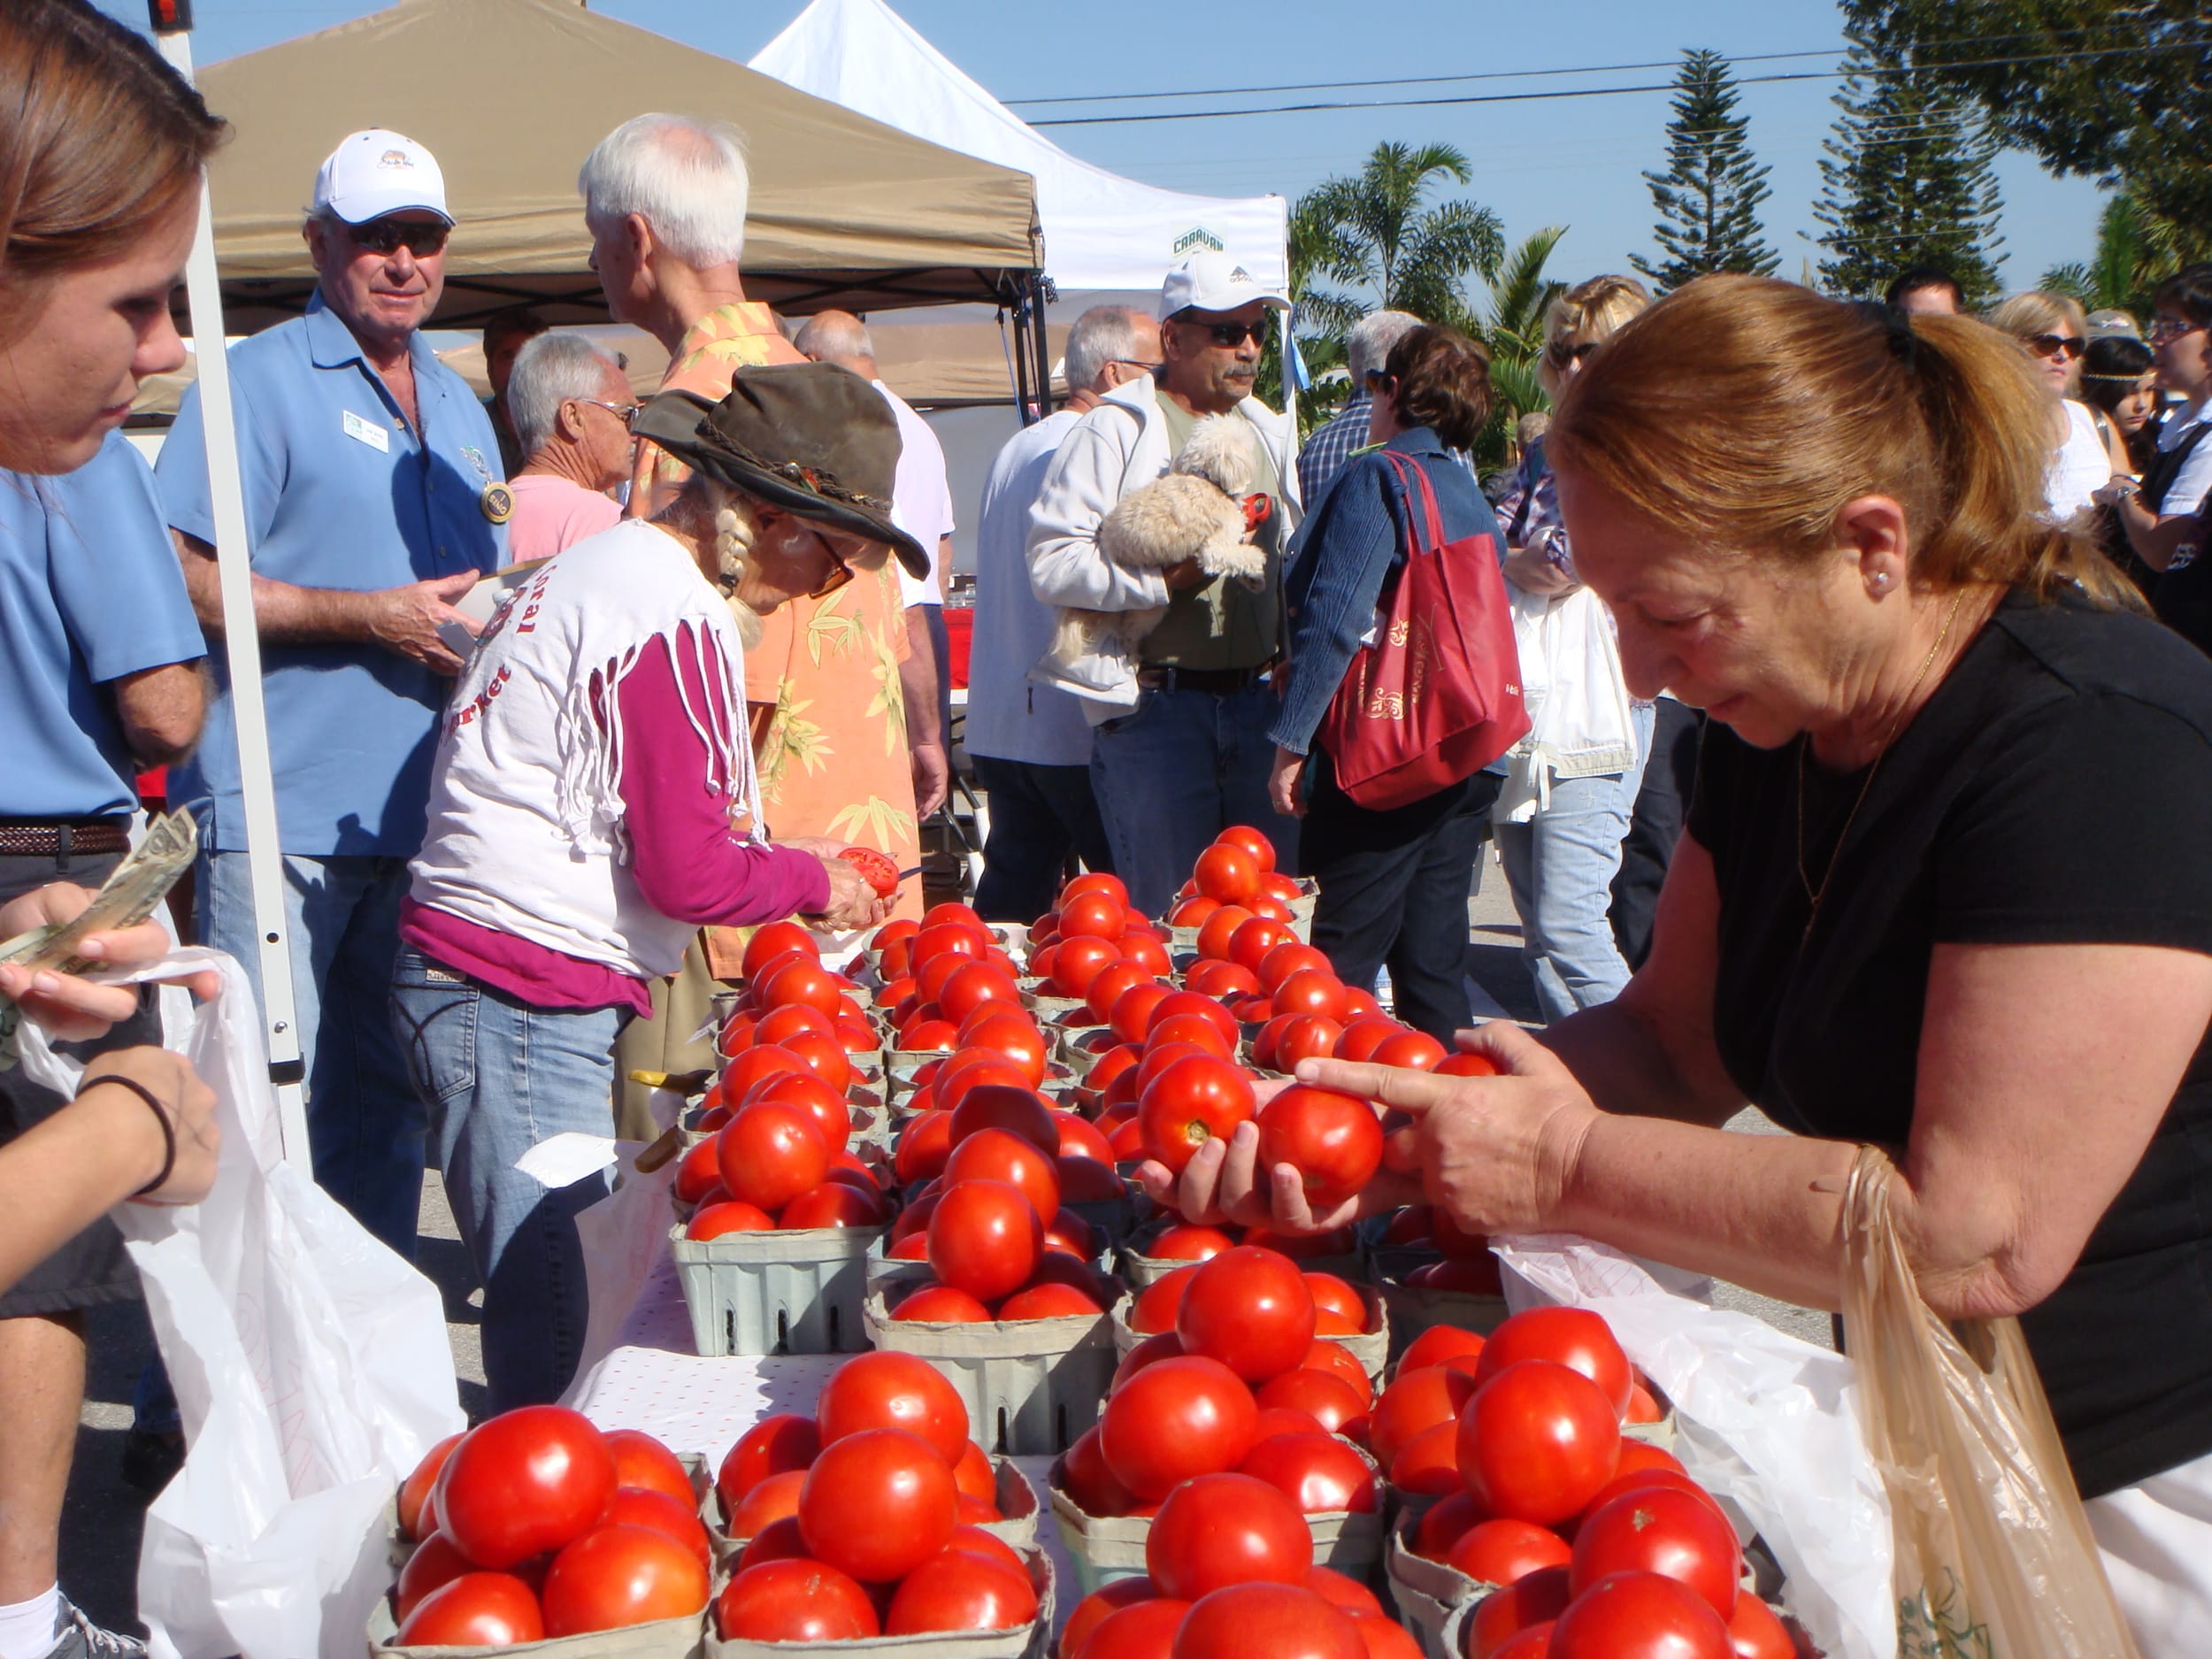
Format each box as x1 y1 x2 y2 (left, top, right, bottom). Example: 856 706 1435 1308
972 755 1116 923
388 949 625 1412
1090 680 1299 918
1494 702 1655 1024
200 849 423 1257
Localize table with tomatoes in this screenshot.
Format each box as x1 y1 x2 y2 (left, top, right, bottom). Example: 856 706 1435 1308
375 828 1817 1657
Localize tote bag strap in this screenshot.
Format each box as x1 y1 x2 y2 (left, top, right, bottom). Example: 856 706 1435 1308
1375 449 1446 555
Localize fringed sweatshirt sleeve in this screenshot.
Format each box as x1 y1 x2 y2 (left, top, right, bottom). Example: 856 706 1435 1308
612 627 831 925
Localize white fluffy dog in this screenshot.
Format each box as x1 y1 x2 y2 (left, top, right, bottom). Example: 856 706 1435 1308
1043 415 1271 676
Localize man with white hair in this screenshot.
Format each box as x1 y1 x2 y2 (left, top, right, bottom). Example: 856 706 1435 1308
794 308 952 820
503 333 633 562
964 305 1158 918
157 128 505 1257
1297 308 1423 501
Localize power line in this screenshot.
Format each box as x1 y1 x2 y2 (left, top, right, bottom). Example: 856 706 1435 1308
1025 42 2202 129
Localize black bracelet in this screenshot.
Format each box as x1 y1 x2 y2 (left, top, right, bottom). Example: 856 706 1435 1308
81 1075 176 1196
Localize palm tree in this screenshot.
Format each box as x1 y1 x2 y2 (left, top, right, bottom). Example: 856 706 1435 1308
1467 226 1568 469
2042 188 2182 321
1296 142 1504 328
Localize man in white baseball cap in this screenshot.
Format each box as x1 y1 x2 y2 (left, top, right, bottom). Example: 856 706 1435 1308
1025 250 1302 918
311 127 453 226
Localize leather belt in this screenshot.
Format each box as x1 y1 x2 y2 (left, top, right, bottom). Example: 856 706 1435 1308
1137 664 1271 695
0 820 132 858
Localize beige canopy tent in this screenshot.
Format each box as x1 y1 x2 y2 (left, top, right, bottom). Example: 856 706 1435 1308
188 0 1045 335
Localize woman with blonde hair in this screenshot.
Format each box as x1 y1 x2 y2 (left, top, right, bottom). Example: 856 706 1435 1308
1163 276 2212 1651
391 365 911 1409
1488 274 1659 1016
1988 289 2124 516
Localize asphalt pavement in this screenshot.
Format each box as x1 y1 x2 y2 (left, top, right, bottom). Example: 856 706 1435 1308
57 839 1829 1639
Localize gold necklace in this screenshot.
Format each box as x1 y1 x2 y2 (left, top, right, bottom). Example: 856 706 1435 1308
1794 588 1970 943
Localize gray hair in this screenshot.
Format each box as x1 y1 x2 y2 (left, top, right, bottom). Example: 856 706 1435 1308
1064 305 1148 393
578 113 749 268
1346 309 1423 381
793 311 874 368
507 332 626 458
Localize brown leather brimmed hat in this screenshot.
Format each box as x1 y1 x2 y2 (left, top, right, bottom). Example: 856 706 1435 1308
631 362 929 579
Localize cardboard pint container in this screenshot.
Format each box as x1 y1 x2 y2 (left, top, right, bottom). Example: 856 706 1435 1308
704 1542 1055 1659
1373 1269 1511 1366
1118 1225 1366 1290
1382 1507 1483 1659
864 1290 1121 1455
668 1222 883 1356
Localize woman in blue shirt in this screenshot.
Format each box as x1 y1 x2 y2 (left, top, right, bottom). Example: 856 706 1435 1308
1265 326 1507 1041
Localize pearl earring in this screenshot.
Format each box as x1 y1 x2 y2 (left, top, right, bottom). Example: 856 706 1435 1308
1870 572 1891 593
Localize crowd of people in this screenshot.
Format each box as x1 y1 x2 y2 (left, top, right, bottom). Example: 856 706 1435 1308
3 0 2212 1652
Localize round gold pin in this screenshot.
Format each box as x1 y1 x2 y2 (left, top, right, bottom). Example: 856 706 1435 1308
480 481 514 525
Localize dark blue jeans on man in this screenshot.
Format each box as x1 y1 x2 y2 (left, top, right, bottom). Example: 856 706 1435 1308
972 755 1115 923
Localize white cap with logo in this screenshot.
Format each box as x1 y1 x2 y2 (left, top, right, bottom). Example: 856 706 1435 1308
311 129 452 226
1160 250 1290 320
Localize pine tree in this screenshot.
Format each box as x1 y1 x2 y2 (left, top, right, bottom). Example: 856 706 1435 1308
1814 28 2004 301
1632 50 1778 290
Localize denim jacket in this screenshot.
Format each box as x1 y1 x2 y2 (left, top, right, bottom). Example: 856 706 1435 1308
1269 426 1502 756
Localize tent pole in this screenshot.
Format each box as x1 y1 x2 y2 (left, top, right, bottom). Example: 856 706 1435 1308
1010 282 1037 426
1032 275 1055 424
150 17 313 1169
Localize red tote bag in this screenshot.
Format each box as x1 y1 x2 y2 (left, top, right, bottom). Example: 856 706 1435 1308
1315 449 1528 810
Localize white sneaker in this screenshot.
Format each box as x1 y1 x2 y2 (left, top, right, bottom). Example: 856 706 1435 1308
40 1600 147 1659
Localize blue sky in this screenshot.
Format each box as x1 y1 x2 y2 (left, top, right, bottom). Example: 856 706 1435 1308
111 0 2110 299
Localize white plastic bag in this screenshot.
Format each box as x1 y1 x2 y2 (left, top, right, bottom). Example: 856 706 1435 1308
1491 1233 1895 1659
19 948 463 1659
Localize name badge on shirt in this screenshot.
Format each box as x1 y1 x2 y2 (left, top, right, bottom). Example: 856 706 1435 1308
342 410 390 452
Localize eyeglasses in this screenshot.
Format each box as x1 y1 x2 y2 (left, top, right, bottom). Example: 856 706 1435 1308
803 527 858 600
2026 333 2084 360
1109 359 1166 374
342 217 450 258
1182 319 1269 348
1546 341 1600 370
576 398 641 426
2150 316 2206 343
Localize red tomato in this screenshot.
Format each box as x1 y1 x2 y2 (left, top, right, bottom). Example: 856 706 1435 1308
1099 1356 1259 1500
895 1109 956 1187
759 957 847 1018
1249 895 1295 924
1353 1615 1425 1659
887 1548 1039 1634
726 1467 807 1537
1055 935 1127 998
1301 1339 1375 1406
1139 1055 1258 1174
397 1432 464 1541
748 1070 851 1152
798 1426 959 1583
1615 1440 1686 1480
723 1044 807 1103
1111 1330 1187 1393
1269 1014 1342 1071
1254 1369 1368 1440
937 1053 1035 1114
540 1521 709 1635
714 1559 880 1642
1548 1571 1733 1659
939 959 1023 1024
1227 916 1294 974
1216 825 1278 874
672 1136 725 1206
1446 1517 1573 1587
595 1486 712 1568
780 1182 889 1230
396 1572 546 1647
1149 989 1242 1047
928 1178 1044 1301
1064 872 1132 909
1147 1224 1237 1262
1055 1111 1118 1164
901 1018 963 1052
1271 969 1349 1022
1129 1264 1196 1334
1062 1578 1163 1659
435 1405 617 1569
1170 895 1225 929
1411 1491 1485 1561
1468 1566 1573 1659
1194 844 1263 905
1184 958 1262 998
393 1530 472 1622
753 1003 833 1048
1177 1246 1318 1384
953 1444 998 1506
1491 1624 1557 1659
999 1279 1108 1318
1476 1308 1635 1418
1254 1087 1383 1209
1400 1325 1487 1374
1057 1425 1140 1517
1194 905 1256 962
1370 1030 1448 1070
1145 1471 1313 1600
816 1350 971 1466
949 1084 1059 1154
1106 981 1171 1046
1435 1050 1502 1079
1367 1366 1479 1469
602 1429 694 1509
1135 1039 1212 1096
742 920 818 979
1391 1420 1464 1495
1236 1432 1379 1515
776 1028 852 1094
715 1102 830 1213
716 1414 819 1517
1725 1596 1797 1659
915 918 989 964
1171 1584 1366 1659
1458 1361 1623 1526
1627 1383 1665 1425
1250 1405 1326 1443
892 1284 993 1325
1570 1486 1740 1617
1147 1014 1232 1062
1308 1566 1385 1617
1083 1597 1194 1659
1254 941 1328 993
1333 1018 1404 1062
1083 961 1153 1025
1061 891 1129 940
945 1127 1062 1224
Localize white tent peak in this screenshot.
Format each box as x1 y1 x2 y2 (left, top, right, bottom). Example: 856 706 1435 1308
749 0 1286 296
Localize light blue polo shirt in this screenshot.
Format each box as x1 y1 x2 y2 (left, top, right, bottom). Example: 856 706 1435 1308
0 434 207 819
157 293 507 856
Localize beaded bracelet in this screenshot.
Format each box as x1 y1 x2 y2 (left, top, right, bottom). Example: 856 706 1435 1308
80 1075 176 1196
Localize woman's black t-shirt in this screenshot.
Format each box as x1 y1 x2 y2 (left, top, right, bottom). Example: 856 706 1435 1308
1687 588 2212 1499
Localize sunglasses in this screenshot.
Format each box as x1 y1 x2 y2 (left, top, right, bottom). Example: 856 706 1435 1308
1109 358 1167 374
576 398 641 426
2151 317 2206 343
1546 341 1601 370
2027 333 2084 360
343 217 450 258
803 527 860 600
1183 319 1269 348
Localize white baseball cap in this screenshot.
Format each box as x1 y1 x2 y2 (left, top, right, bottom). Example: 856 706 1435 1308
311 129 452 226
1159 250 1290 320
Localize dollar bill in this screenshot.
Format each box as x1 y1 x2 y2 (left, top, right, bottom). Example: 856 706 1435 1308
0 810 198 977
